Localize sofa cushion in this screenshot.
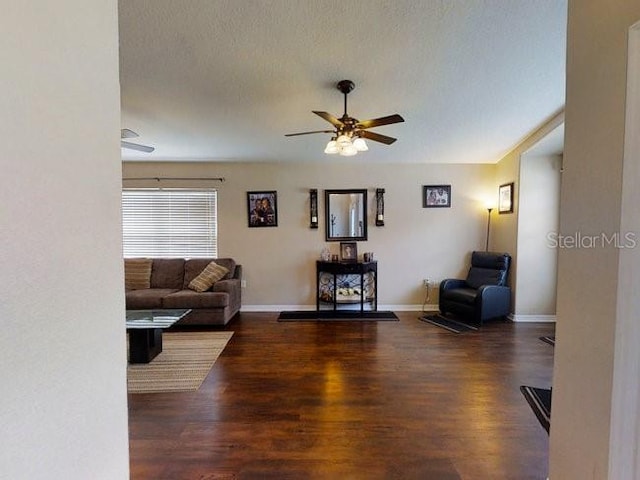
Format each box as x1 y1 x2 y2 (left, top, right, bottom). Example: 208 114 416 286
162 290 230 309
183 258 236 288
212 258 237 279
124 258 153 290
188 261 229 292
150 258 185 289
125 288 180 309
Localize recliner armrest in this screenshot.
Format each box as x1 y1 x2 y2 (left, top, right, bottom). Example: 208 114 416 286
440 278 467 292
475 284 511 320
476 284 511 299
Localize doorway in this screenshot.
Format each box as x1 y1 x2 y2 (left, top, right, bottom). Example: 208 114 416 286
514 124 563 321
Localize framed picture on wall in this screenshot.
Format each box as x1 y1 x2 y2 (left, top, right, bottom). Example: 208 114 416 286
498 182 514 214
247 191 278 227
422 185 451 208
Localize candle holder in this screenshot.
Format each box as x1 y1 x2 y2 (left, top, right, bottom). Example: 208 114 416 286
375 188 385 226
309 189 318 228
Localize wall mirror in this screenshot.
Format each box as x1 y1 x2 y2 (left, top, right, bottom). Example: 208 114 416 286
325 189 368 242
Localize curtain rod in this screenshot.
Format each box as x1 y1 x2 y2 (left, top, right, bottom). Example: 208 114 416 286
123 177 225 182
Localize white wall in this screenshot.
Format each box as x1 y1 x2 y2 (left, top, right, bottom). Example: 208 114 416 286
123 161 495 310
0 2 129 479
609 21 640 480
514 153 561 317
550 2 640 479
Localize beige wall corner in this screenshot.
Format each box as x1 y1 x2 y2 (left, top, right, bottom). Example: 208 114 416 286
492 111 564 313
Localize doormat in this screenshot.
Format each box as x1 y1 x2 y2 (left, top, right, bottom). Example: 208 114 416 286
419 314 478 333
539 336 555 346
278 311 398 321
520 385 552 434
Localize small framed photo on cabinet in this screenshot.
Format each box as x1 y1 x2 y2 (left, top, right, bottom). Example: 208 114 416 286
340 242 357 262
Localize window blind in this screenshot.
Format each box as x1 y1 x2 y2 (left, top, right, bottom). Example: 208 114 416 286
122 189 217 258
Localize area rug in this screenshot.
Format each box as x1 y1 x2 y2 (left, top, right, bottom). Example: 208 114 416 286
278 310 398 321
127 331 233 394
419 314 478 333
520 385 552 434
539 335 556 346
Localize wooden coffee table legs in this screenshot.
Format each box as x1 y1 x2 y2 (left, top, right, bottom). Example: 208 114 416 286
129 328 163 363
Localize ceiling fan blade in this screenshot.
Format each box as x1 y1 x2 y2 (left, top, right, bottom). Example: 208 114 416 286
285 130 334 137
356 114 405 129
359 130 397 145
121 141 155 153
121 128 139 139
312 111 344 127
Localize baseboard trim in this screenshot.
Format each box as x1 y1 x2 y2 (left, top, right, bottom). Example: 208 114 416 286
241 306 554 320
380 304 438 312
241 304 438 313
241 305 315 312
510 314 557 323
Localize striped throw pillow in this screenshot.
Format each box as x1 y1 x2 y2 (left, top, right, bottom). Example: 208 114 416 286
124 258 153 290
188 261 229 293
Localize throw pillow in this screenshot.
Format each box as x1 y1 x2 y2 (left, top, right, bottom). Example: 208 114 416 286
188 261 229 293
124 258 153 290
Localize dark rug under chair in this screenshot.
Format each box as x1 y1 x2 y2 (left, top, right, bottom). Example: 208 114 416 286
419 314 478 334
520 386 552 434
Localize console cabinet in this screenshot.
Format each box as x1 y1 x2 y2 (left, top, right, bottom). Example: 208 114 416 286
316 261 378 312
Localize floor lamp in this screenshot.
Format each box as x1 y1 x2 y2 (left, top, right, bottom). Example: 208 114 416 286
485 206 493 251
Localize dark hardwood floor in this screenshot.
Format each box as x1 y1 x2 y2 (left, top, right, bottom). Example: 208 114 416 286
128 312 554 480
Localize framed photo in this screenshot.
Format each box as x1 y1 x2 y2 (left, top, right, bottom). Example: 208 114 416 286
498 182 514 214
340 242 357 262
247 191 278 227
422 185 451 208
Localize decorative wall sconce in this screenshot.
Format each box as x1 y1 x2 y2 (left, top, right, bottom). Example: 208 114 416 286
310 189 318 228
376 188 385 226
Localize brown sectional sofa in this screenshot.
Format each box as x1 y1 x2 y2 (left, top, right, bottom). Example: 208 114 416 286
125 258 242 325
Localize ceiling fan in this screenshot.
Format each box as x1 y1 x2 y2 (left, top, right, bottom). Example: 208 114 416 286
121 129 155 153
285 80 404 156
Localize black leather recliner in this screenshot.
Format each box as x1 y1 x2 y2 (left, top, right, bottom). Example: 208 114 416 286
439 251 512 325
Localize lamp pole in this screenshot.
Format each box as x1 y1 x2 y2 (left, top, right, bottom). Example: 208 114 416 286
485 208 493 251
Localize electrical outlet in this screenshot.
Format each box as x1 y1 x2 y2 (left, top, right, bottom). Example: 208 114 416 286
241 280 247 288
423 278 430 288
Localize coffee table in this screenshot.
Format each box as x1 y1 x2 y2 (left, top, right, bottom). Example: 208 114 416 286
126 309 191 363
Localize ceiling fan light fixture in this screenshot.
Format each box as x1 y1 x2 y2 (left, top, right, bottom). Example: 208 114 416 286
339 143 358 156
336 134 352 148
353 137 368 151
285 80 404 156
324 139 338 154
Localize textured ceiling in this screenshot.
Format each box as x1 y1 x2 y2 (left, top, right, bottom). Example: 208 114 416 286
119 0 566 163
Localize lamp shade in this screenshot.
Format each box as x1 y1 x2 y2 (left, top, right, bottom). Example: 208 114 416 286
324 140 338 154
340 143 358 156
353 137 368 151
336 134 352 148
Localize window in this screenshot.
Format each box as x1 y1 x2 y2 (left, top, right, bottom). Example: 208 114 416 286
122 189 217 258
